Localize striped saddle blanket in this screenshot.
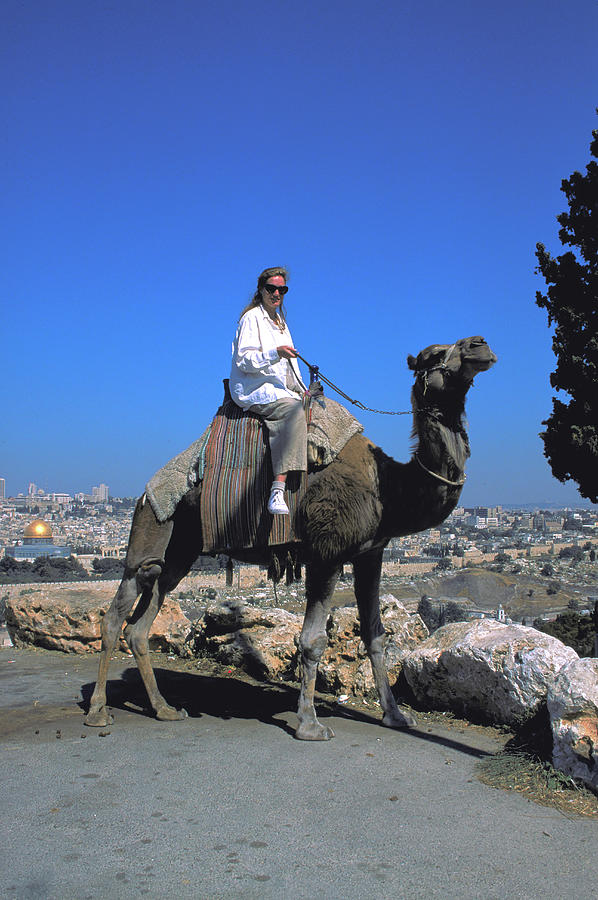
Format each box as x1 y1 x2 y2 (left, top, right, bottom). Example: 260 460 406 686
199 399 306 554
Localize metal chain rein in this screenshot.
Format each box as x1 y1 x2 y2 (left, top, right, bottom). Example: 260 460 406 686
295 353 412 416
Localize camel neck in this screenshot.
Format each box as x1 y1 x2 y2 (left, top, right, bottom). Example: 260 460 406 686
376 407 469 538
380 454 465 539
415 411 467 481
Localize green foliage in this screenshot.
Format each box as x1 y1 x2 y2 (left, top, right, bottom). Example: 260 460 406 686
0 555 88 583
540 563 554 577
537 611 595 658
443 601 468 624
417 596 467 632
559 545 584 561
494 552 511 564
31 555 88 581
535 113 598 502
92 556 125 578
0 556 31 578
65 506 89 519
109 497 137 512
417 596 440 632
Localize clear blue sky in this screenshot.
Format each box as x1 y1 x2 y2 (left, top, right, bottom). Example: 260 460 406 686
2 0 597 508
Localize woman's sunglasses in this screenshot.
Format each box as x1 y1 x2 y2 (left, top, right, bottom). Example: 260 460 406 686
263 284 288 295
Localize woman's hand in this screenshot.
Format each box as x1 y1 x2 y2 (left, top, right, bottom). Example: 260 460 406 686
277 345 298 359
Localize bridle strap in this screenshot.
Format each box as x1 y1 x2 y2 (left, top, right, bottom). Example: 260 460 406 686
417 343 457 395
414 454 466 487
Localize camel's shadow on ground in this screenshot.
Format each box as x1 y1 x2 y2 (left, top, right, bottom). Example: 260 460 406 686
82 667 303 737
80 667 493 757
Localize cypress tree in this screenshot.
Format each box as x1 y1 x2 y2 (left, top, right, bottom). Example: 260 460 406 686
535 112 598 502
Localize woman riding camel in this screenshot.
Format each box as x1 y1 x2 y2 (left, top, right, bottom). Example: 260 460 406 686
230 266 307 515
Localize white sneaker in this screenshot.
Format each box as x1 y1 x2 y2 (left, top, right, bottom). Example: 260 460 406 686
268 490 289 515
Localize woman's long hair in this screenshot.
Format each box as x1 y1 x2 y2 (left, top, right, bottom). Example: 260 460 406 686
238 266 289 322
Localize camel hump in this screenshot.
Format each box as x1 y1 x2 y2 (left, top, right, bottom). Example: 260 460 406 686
307 395 364 469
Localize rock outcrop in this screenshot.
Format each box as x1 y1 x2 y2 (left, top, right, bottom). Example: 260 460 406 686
5 588 427 696
194 599 302 679
7 581 598 790
547 658 598 792
318 596 428 699
5 585 193 656
402 619 578 726
194 595 427 695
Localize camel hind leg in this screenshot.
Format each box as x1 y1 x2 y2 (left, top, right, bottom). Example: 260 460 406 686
122 574 187 721
84 560 163 726
124 483 205 719
353 549 416 729
85 494 175 726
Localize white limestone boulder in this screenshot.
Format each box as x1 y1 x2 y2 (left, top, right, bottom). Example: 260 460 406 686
547 658 598 792
402 619 578 725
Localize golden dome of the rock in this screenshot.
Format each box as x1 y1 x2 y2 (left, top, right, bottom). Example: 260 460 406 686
24 519 53 540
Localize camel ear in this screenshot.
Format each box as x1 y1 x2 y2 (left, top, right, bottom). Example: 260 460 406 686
407 354 418 371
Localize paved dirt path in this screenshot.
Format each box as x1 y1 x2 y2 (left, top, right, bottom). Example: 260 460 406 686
1 647 596 899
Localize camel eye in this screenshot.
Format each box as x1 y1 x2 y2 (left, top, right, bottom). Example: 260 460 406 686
427 351 445 366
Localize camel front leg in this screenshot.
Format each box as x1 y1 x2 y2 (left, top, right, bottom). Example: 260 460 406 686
353 550 416 729
296 561 341 740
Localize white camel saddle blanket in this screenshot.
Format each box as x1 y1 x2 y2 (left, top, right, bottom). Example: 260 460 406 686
144 392 363 537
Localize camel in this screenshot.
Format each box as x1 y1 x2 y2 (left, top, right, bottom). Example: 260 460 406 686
85 335 496 739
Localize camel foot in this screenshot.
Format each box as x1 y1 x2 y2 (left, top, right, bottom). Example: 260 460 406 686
295 720 335 741
85 708 114 728
155 704 188 722
382 707 417 729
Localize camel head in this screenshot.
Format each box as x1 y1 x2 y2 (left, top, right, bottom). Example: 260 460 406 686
407 336 497 404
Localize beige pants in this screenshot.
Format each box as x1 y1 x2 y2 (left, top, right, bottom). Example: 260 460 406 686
249 397 307 474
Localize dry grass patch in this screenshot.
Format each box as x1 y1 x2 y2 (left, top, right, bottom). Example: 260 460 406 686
477 750 598 819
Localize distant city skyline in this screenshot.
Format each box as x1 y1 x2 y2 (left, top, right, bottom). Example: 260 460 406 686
0 472 594 511
2 478 110 501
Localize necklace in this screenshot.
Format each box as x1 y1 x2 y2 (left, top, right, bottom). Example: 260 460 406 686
270 314 286 334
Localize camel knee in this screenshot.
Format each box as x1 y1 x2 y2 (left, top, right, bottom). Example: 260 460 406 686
136 558 164 589
99 604 128 649
299 631 328 662
123 623 150 657
365 631 387 657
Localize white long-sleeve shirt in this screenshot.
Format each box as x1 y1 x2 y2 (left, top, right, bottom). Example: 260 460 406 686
230 304 306 409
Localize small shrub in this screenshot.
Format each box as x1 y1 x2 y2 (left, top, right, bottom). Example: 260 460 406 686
536 611 595 657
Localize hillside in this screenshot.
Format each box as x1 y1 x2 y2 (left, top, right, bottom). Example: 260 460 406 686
405 568 585 620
